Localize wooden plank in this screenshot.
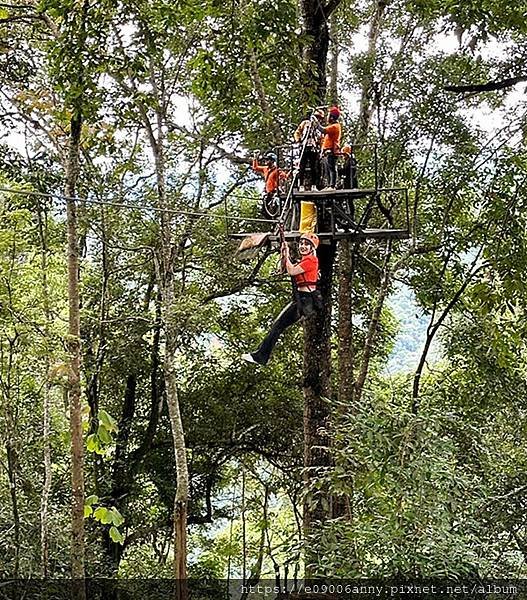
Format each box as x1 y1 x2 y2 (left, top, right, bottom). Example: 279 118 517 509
292 188 377 199
230 229 410 243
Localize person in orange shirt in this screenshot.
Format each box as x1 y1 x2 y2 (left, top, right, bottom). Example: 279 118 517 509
242 232 321 366
252 152 288 218
314 106 342 190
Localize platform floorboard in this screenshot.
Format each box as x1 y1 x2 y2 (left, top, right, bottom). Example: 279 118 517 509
231 228 410 243
291 188 377 199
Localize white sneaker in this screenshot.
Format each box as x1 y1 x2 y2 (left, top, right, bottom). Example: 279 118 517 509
242 353 258 364
299 186 305 192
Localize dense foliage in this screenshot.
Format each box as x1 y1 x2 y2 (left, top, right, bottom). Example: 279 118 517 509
0 0 526 583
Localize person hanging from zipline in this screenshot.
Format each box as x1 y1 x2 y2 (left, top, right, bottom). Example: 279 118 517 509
314 106 342 191
293 109 325 191
242 232 321 366
252 151 289 219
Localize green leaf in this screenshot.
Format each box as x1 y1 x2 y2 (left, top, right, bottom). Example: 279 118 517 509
98 424 112 444
86 434 97 453
110 507 124 527
99 409 118 433
109 526 124 544
84 505 93 518
85 494 99 506
93 506 113 524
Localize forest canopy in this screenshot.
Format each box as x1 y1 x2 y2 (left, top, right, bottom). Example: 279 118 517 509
1 0 527 588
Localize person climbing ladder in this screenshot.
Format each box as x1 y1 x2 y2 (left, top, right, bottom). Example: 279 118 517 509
293 109 324 191
242 233 320 366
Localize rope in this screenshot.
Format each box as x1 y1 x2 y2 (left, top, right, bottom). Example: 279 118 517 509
0 185 278 225
278 111 322 224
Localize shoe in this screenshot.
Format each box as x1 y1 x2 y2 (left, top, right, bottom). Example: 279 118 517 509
242 352 263 365
299 186 305 192
322 186 335 191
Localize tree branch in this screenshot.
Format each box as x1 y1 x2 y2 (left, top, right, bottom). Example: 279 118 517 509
445 76 527 94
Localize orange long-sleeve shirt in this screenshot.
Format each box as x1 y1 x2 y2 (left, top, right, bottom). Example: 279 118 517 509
252 158 287 194
321 122 342 154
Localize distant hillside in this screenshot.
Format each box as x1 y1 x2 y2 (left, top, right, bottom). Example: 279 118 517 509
386 283 439 374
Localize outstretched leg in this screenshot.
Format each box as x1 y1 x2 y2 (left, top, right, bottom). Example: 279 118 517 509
249 301 301 365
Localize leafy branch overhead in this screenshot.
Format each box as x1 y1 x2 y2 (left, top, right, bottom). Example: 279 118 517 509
0 0 527 584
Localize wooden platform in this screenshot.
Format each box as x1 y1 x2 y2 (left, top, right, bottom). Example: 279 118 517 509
292 188 377 200
231 228 410 244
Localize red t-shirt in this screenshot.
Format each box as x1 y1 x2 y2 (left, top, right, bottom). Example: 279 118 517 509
294 254 319 287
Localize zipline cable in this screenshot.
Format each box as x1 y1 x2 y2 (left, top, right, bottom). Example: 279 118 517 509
0 185 278 225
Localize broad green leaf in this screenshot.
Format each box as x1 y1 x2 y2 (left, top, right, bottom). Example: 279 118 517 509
99 409 118 433
97 424 112 444
109 526 124 544
110 507 124 527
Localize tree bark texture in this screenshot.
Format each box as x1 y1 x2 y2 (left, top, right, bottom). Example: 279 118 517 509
65 111 85 580
328 13 339 104
165 328 189 584
152 99 189 588
300 0 343 101
36 203 52 577
302 240 336 571
298 0 341 571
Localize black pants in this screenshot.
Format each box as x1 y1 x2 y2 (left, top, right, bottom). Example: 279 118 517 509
298 146 319 189
252 292 315 365
341 156 358 189
321 151 337 187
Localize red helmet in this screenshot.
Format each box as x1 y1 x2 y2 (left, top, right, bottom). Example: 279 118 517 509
300 232 319 249
329 106 341 119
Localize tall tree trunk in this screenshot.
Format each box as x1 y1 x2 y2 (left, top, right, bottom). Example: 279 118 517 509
153 118 189 591
112 15 190 583
4 343 20 578
328 13 339 104
164 326 189 585
299 0 343 101
65 111 85 579
302 240 337 573
36 202 53 577
298 0 342 573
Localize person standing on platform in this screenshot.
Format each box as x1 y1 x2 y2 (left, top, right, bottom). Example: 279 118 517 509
315 106 342 191
340 145 359 189
293 109 324 191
